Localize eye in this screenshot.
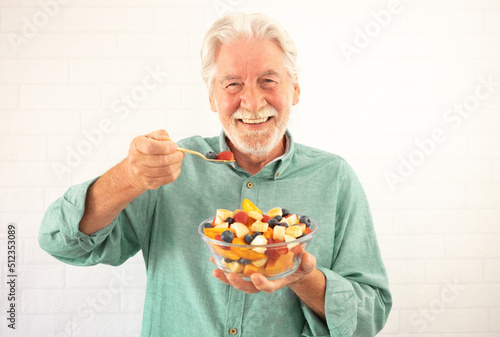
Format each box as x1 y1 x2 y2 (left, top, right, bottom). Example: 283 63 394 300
225 82 242 93
261 79 276 88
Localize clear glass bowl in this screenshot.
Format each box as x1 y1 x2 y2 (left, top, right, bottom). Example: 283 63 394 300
198 216 318 281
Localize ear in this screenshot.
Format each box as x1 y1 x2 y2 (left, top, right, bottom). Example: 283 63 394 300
292 81 300 106
209 93 217 112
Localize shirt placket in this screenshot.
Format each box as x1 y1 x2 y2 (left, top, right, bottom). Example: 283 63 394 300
225 287 245 336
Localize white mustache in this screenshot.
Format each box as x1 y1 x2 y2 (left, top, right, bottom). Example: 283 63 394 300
232 105 279 120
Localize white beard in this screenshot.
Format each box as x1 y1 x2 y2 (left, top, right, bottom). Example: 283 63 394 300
222 105 289 157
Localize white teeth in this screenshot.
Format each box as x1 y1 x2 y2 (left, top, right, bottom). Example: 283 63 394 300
241 117 269 124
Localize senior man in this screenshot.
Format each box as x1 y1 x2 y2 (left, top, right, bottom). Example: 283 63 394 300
40 13 391 337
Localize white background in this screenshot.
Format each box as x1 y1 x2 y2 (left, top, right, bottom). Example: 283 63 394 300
1 0 499 336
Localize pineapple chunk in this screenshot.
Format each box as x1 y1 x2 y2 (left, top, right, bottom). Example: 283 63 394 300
230 222 250 238
250 220 268 233
216 209 233 221
273 225 286 241
286 214 299 226
248 211 263 221
250 235 267 254
285 225 302 238
251 256 268 267
214 222 229 229
284 234 299 249
266 207 282 218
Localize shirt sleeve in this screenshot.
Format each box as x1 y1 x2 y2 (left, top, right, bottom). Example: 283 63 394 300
301 160 392 337
38 178 157 267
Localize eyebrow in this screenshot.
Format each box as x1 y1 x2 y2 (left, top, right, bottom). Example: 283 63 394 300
218 70 282 84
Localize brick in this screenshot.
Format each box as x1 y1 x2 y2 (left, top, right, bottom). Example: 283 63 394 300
442 35 500 58
154 8 203 32
121 288 146 312
466 185 500 208
446 234 500 258
485 10 500 33
378 234 445 259
63 8 153 31
101 83 182 110
425 260 483 283
18 33 117 58
490 309 500 330
24 239 66 264
384 260 425 284
20 85 100 110
0 112 80 136
0 188 43 212
0 162 71 187
22 289 121 314
478 210 500 233
445 0 500 8
17 264 65 288
6 314 72 336
390 284 440 309
0 136 46 160
118 33 189 57
393 210 477 234
0 7 62 32
0 59 67 84
76 314 142 336
484 259 500 282
399 309 488 333
70 59 155 83
0 213 43 239
469 136 500 159
0 85 17 109
81 109 166 135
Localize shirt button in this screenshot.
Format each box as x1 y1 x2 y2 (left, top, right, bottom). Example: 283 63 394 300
276 171 280 177
246 182 253 189
229 328 238 335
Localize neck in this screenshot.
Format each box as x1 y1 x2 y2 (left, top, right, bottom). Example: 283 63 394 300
227 136 287 175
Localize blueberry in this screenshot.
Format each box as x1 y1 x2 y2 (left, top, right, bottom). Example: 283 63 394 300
274 215 282 222
205 151 217 159
253 232 262 237
225 217 234 225
202 222 212 228
282 208 291 217
299 215 312 227
268 218 279 228
238 258 251 265
220 230 234 243
278 222 288 228
244 234 254 244
223 257 234 263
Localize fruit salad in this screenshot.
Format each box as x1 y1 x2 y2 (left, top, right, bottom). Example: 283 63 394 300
199 199 317 280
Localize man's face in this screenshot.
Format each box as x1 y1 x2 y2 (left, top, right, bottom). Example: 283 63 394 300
209 38 300 157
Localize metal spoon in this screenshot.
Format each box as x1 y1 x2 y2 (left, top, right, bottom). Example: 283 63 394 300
177 147 235 163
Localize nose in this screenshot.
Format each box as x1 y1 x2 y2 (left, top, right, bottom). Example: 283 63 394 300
240 84 266 112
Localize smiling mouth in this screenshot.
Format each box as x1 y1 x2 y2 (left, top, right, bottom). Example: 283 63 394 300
240 117 271 124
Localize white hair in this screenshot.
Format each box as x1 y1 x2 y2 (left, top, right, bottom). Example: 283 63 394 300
200 13 299 93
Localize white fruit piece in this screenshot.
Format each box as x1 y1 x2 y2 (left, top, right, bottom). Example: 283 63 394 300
273 225 285 241
248 211 263 221
250 220 268 233
216 209 233 220
266 207 282 218
251 256 268 267
214 222 229 229
214 216 223 226
250 235 267 254
284 234 299 249
285 225 302 238
230 222 250 238
286 214 299 226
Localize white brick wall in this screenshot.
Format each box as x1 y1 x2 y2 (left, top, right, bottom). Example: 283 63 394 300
1 1 499 336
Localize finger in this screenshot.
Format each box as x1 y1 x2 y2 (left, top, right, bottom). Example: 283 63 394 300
134 135 178 155
131 150 184 169
212 269 231 286
225 273 260 294
250 273 283 293
146 129 172 141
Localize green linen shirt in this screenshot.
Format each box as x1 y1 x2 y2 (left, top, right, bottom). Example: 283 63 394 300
39 131 392 337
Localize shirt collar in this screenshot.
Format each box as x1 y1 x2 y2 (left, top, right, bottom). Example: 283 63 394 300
218 129 295 180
